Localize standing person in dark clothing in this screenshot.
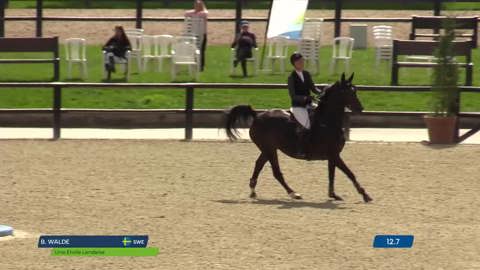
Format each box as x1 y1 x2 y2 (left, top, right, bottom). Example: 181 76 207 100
185 0 208 72
103 26 131 79
231 20 257 77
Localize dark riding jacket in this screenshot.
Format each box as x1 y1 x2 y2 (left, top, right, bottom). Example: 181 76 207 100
288 70 318 107
231 31 257 60
103 37 131 59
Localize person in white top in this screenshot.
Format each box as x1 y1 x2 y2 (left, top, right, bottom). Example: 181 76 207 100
185 0 208 71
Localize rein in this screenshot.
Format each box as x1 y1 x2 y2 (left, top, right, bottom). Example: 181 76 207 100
311 82 345 131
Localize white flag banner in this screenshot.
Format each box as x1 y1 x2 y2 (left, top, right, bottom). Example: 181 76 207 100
267 0 309 40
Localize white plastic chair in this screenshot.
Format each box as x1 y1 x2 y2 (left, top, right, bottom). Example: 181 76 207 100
154 35 174 72
230 47 259 76
125 28 144 35
124 29 144 73
374 37 393 67
175 35 197 45
102 51 131 81
297 38 321 74
265 36 289 73
373 25 392 35
141 35 156 72
330 37 354 75
65 38 88 79
183 17 206 49
302 18 324 41
372 25 429 64
372 25 393 67
171 36 200 81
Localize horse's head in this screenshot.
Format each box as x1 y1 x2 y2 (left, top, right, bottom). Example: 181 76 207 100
321 73 363 113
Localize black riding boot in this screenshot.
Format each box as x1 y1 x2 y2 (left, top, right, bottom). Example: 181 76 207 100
241 60 248 77
108 55 116 73
105 64 112 81
296 126 310 158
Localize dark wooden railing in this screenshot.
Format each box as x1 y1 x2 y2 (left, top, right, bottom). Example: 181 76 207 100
0 82 479 141
2 0 479 37
0 16 467 37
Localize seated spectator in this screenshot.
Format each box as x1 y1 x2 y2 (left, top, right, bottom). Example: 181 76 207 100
231 20 257 77
103 26 131 76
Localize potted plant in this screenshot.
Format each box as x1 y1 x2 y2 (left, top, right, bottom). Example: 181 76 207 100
424 18 460 144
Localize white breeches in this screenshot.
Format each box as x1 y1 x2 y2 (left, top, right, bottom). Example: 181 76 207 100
104 52 114 64
291 107 310 129
104 52 125 65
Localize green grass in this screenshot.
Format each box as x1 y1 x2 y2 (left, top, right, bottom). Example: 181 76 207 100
0 44 479 112
5 0 480 10
443 2 480 10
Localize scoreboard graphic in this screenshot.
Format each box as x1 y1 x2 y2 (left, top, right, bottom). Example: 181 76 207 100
38 235 158 256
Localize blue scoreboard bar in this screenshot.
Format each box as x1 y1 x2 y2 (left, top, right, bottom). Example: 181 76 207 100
373 235 414 248
38 235 149 248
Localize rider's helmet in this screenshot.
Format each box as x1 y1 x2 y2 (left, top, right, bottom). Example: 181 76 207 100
290 52 303 66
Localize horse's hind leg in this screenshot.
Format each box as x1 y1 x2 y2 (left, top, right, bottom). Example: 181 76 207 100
335 156 373 203
249 153 268 198
328 158 344 201
267 151 302 200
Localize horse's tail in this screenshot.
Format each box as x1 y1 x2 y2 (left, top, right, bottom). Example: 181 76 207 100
225 105 257 141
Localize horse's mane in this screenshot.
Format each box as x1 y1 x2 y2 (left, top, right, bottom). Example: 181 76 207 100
315 81 339 111
311 81 343 128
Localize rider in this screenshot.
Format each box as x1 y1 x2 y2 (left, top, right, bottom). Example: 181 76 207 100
288 53 319 158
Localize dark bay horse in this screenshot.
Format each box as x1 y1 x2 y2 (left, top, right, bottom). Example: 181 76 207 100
225 73 372 203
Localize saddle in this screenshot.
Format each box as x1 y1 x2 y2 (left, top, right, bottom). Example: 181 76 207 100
288 108 315 129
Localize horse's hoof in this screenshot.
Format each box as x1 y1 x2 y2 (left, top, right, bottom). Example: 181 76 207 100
288 192 303 200
363 194 373 203
249 192 257 199
329 194 344 201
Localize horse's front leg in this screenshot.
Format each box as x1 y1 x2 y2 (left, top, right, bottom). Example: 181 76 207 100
268 151 302 200
328 158 343 201
335 156 373 203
